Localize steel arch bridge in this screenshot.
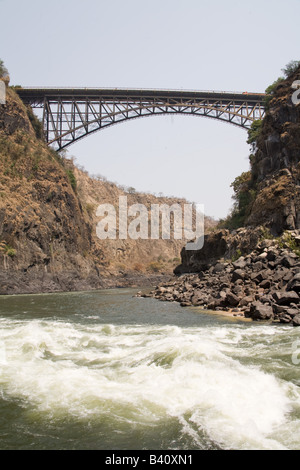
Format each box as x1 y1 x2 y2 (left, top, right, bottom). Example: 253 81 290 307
17 88 266 151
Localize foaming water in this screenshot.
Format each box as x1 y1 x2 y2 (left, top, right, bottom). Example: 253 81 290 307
0 289 300 450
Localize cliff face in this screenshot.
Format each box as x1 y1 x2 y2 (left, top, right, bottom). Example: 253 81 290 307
0 88 103 293
0 87 207 294
246 65 300 234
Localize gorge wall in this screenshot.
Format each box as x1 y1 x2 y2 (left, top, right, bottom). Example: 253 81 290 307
247 66 300 234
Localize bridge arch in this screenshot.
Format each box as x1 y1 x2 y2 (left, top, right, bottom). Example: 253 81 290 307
17 88 266 151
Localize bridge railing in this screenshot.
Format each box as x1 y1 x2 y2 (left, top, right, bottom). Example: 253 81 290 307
17 86 266 96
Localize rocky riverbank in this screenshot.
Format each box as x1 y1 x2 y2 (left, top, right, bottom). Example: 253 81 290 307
139 229 300 326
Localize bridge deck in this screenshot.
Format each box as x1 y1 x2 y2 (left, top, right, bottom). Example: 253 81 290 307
17 87 266 106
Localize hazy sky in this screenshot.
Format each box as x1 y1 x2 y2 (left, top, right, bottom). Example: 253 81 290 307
1 0 299 219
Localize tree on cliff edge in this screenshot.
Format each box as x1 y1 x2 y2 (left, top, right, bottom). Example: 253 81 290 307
282 60 300 78
0 60 8 78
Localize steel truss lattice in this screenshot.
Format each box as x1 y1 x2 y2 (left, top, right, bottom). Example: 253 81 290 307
17 88 266 150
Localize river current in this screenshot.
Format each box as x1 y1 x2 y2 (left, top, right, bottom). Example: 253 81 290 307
0 288 299 450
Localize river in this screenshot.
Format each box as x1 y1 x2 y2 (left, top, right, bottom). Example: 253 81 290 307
0 287 299 450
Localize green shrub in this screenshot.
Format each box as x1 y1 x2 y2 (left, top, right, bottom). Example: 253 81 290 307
260 227 273 240
278 232 300 257
265 77 285 95
2 244 17 257
218 172 257 230
6 248 16 258
66 169 77 191
26 107 44 140
231 249 242 262
247 120 263 145
127 187 136 194
264 77 285 109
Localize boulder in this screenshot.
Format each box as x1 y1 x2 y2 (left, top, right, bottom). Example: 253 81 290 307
226 292 240 307
260 295 273 304
257 252 268 261
273 267 290 282
272 291 300 305
250 301 274 321
191 291 204 306
232 257 247 270
232 269 246 282
251 270 272 284
267 249 278 262
268 261 276 270
232 285 244 296
282 271 294 283
274 306 299 318
292 315 300 327
287 273 300 292
208 298 224 309
286 308 299 318
212 262 226 274
252 261 264 272
219 290 228 300
281 254 297 268
239 295 254 307
279 313 292 324
273 304 288 314
260 279 271 289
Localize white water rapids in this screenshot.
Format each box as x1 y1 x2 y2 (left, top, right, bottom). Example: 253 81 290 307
0 290 300 450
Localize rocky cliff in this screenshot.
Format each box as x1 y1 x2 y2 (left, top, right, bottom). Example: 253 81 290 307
0 87 103 293
246 65 300 234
